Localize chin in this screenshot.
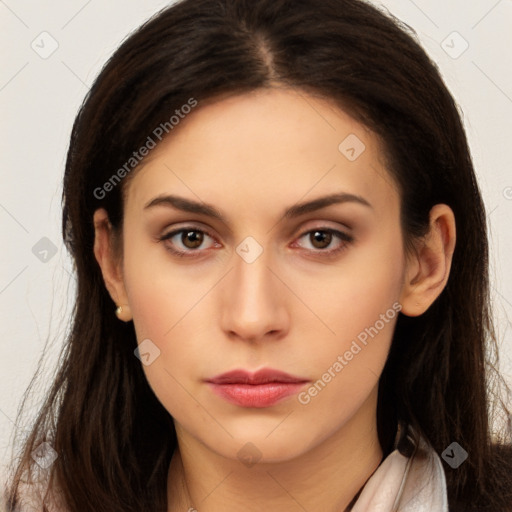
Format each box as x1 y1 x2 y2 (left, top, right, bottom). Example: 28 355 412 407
200 426 315 465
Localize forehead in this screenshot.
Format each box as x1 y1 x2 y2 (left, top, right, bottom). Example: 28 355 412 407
124 87 399 221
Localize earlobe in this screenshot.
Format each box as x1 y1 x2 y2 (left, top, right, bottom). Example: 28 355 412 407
399 204 456 317
93 208 133 322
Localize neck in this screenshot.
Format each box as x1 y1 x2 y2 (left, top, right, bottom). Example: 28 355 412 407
167 391 383 512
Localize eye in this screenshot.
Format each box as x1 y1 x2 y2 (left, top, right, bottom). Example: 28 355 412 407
293 228 353 256
159 227 218 257
158 225 354 259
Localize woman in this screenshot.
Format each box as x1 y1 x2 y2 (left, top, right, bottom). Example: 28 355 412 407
4 0 512 510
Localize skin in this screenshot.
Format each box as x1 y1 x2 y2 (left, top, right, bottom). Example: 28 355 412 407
93 87 456 512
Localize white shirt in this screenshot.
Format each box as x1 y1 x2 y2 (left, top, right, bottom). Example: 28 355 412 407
351 434 449 512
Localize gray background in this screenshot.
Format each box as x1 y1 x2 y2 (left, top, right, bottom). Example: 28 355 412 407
1 0 511 478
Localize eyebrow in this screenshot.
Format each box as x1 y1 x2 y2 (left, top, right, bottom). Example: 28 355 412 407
143 192 372 226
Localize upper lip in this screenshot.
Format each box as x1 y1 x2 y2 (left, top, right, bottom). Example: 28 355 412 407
206 368 308 385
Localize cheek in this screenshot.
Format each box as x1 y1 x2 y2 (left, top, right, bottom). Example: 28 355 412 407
122 230 200 337
296 232 404 405
121 238 218 414
315 231 404 348
295 296 400 442
126 280 204 422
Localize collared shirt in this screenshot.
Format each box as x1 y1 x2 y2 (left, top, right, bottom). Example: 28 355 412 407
350 434 449 512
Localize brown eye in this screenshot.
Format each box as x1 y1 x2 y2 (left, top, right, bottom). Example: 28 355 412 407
181 230 204 249
294 227 354 256
159 227 218 257
310 230 333 249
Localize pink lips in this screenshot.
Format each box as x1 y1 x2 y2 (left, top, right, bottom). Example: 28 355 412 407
205 368 309 408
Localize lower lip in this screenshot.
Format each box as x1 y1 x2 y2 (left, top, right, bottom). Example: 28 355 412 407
207 382 307 408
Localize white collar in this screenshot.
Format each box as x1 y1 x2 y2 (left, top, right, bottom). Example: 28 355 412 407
351 434 448 512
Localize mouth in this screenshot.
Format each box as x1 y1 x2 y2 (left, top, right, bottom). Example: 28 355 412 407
205 368 309 408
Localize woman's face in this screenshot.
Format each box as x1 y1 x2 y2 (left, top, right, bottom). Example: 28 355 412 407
117 88 407 461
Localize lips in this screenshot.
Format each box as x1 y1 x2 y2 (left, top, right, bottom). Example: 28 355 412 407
205 368 309 408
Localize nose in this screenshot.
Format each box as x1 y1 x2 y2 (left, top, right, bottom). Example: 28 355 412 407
220 244 289 344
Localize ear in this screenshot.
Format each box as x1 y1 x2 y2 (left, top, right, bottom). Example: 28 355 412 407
399 204 456 317
93 208 133 322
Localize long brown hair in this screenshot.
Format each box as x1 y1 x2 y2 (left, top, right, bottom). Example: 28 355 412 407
4 0 512 510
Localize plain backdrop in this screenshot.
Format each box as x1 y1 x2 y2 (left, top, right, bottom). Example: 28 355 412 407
1 0 511 478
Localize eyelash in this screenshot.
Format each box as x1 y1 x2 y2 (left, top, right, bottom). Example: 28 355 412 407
158 225 354 259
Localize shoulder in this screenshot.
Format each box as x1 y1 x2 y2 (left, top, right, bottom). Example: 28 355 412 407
399 441 448 511
352 438 448 511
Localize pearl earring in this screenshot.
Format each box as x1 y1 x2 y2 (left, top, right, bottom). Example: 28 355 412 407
115 304 132 322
